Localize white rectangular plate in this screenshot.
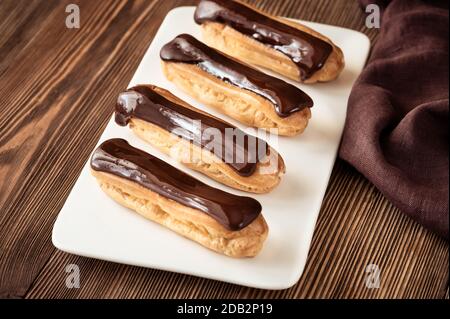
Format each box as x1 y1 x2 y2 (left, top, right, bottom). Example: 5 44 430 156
52 7 370 290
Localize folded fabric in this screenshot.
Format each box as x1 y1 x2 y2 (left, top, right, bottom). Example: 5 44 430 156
340 0 449 238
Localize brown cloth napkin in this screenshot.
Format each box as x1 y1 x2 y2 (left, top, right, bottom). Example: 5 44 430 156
340 0 449 238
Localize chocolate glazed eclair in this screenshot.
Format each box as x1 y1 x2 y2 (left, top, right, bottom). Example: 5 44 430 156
91 139 268 257
194 0 345 83
116 85 285 193
160 34 313 136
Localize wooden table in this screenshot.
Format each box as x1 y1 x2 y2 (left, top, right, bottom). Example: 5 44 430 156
0 0 448 299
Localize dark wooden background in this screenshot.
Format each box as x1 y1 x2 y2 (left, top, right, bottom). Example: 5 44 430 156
0 0 448 299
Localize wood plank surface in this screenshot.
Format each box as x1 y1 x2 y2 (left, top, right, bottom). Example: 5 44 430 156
0 0 447 299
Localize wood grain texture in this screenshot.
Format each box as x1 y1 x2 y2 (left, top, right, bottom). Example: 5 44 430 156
0 0 447 299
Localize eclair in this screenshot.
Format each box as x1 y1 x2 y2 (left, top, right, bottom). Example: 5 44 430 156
160 34 313 136
194 0 345 83
91 139 268 258
116 85 285 193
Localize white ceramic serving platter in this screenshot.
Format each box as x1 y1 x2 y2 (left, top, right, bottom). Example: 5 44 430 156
52 7 370 290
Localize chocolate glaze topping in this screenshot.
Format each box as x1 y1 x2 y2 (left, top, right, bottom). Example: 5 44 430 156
194 0 333 81
91 139 262 231
115 85 268 177
160 34 313 117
